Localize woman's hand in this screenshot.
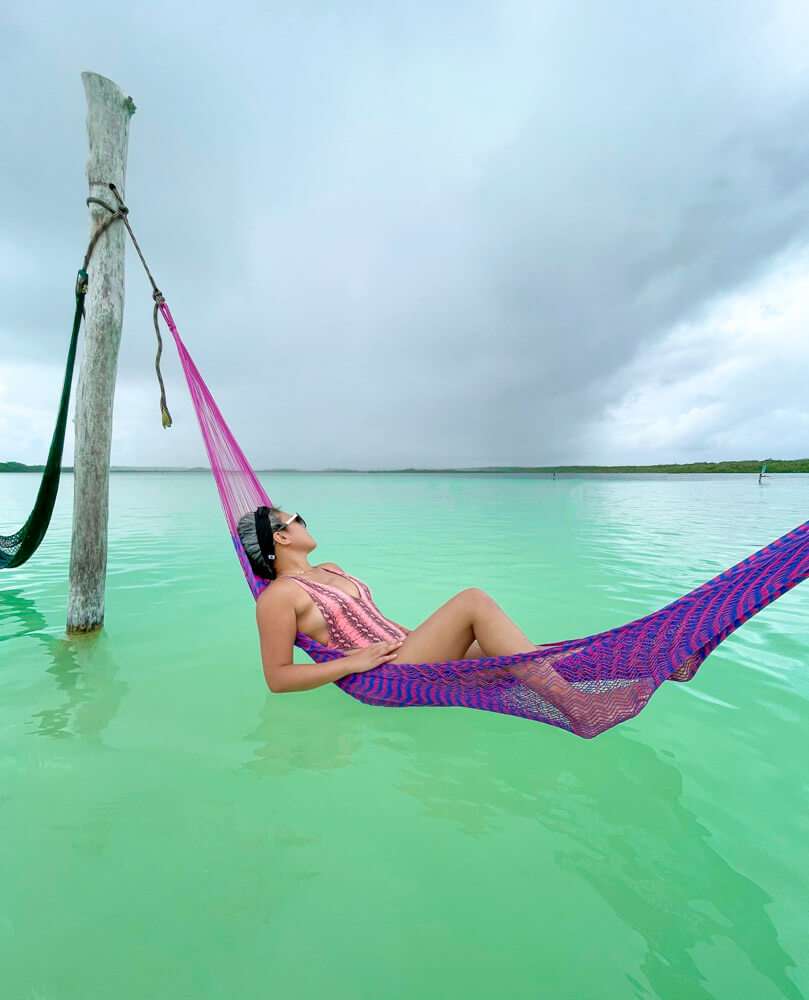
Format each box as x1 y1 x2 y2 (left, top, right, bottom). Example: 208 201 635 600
341 640 404 673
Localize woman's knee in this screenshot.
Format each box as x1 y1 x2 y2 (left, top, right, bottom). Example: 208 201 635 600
456 587 494 608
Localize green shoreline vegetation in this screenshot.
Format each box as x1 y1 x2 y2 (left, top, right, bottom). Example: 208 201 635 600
3 459 809 474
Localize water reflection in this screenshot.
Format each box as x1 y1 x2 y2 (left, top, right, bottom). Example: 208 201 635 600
0 587 128 742
363 709 801 1000
239 692 364 776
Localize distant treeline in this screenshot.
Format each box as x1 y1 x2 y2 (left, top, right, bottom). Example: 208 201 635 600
361 460 809 473
515 459 809 474
3 458 809 474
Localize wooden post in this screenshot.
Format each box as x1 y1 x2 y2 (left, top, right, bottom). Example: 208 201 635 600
67 72 135 633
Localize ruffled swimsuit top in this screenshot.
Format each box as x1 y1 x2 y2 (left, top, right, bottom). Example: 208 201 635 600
283 566 407 651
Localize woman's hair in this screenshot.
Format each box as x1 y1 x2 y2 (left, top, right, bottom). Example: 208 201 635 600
236 506 286 581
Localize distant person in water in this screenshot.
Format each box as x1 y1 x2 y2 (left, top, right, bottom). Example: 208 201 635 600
237 506 652 736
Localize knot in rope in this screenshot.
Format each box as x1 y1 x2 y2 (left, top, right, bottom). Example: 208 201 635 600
83 183 173 429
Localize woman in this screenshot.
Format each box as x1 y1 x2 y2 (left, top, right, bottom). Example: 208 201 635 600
237 506 652 735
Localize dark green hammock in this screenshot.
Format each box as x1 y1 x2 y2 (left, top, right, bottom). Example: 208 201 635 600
1 189 165 571
0 269 87 569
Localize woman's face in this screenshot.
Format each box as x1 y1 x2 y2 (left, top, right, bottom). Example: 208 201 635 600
275 511 316 550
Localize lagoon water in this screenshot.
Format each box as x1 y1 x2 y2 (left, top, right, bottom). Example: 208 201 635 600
2 471 808 1000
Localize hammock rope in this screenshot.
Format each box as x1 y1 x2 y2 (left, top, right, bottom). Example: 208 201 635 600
91 185 174 429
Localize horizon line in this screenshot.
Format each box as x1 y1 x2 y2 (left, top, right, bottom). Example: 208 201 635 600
3 458 808 474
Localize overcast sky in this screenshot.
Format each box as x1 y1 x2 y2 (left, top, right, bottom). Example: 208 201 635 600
2 1 808 469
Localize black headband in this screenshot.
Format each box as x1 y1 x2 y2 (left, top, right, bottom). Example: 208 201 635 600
254 506 276 567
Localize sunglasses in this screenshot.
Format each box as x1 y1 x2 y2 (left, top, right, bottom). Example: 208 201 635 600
278 512 307 531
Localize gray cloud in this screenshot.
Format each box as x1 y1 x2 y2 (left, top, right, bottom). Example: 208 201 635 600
2 1 809 468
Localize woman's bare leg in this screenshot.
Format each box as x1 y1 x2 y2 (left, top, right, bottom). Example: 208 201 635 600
390 589 652 736
389 587 581 712
462 640 487 658
448 591 602 715
462 591 653 734
390 588 534 664
462 592 653 734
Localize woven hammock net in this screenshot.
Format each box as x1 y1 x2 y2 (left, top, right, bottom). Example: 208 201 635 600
161 300 809 738
0 271 86 569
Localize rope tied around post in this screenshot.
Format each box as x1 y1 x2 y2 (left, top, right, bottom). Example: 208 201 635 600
86 183 173 429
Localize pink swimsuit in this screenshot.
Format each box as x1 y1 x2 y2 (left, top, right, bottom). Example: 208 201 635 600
285 566 408 651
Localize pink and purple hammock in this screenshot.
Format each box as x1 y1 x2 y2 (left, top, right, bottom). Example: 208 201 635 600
159 301 809 738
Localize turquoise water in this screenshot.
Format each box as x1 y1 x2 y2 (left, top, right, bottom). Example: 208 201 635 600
2 471 808 1000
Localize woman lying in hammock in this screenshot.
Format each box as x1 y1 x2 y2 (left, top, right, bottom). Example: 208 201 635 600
237 506 654 735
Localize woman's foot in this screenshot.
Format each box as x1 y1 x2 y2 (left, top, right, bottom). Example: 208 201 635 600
565 679 655 739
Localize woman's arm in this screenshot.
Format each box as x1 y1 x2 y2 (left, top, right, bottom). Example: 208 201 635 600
257 584 352 692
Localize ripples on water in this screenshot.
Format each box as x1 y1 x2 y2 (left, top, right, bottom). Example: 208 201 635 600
1 471 808 999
